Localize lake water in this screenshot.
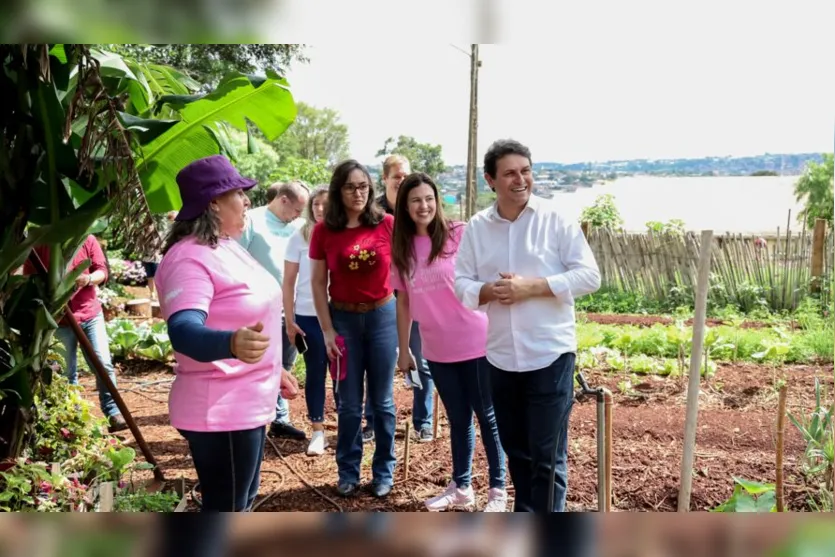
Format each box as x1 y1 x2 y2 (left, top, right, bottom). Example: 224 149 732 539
546 175 807 235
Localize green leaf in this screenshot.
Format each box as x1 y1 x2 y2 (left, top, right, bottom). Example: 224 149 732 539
733 477 774 495
49 44 67 63
246 120 259 155
90 48 138 81
203 122 239 162
152 94 205 114
117 113 179 144
136 71 297 213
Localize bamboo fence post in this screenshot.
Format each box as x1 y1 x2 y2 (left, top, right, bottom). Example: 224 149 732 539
776 384 788 512
678 230 713 512
403 421 411 481
811 218 827 294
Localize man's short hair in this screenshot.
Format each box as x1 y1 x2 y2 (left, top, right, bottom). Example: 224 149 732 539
483 139 532 179
382 154 410 178
267 181 310 203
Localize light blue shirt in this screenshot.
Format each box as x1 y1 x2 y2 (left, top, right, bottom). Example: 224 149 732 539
238 206 304 287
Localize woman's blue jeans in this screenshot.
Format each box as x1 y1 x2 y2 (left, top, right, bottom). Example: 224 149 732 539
331 298 398 487
428 356 506 489
296 314 339 422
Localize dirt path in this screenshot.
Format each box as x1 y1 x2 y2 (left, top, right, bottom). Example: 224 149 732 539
81 359 833 512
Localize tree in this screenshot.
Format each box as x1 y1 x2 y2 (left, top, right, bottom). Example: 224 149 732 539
0 45 155 458
106 44 308 87
580 194 624 229
269 102 350 166
376 135 445 177
794 154 834 228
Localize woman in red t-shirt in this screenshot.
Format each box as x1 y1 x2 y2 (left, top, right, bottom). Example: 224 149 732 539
310 159 397 498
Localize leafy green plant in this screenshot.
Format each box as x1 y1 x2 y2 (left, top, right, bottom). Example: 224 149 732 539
580 193 624 229
113 486 182 512
106 318 172 362
788 376 834 511
711 477 776 512
0 459 94 512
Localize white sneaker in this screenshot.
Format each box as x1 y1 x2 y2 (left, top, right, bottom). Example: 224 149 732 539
424 481 475 512
483 487 508 512
306 430 327 456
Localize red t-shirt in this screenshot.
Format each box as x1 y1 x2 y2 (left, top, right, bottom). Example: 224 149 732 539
23 235 107 325
309 214 394 304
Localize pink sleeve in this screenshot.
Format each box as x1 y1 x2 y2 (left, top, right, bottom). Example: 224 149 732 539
86 236 108 276
158 256 215 318
390 263 405 293
309 222 326 260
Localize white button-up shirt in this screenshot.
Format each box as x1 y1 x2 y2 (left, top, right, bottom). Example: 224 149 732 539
454 194 601 372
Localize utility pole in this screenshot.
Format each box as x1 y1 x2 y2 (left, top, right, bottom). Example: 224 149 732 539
465 44 480 220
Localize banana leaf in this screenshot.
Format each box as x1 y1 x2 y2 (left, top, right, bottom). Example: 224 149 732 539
135 71 297 213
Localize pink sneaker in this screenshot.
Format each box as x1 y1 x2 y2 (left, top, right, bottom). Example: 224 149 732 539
483 487 508 512
424 481 475 511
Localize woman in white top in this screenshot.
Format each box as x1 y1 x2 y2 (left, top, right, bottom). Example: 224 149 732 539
283 186 333 456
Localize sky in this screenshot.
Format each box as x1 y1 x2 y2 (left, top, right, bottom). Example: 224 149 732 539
278 1 834 166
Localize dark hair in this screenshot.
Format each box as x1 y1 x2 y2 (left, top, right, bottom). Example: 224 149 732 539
483 139 533 179
324 159 385 230
391 172 454 282
162 209 222 255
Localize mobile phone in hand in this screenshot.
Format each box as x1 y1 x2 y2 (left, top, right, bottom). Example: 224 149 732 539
294 333 308 355
406 366 423 390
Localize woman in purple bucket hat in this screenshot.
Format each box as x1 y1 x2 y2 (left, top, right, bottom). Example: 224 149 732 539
154 154 300 512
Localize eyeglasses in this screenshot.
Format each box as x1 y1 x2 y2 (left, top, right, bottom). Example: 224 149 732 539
342 183 370 194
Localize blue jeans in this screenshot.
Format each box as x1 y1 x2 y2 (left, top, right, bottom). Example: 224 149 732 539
365 319 434 431
331 299 398 487
273 316 298 425
487 353 576 513
160 514 230 557
296 314 339 422
54 311 120 418
178 425 266 512
428 357 506 489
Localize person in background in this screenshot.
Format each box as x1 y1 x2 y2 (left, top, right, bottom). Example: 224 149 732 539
454 139 601 513
240 181 310 441
283 185 336 456
24 234 127 433
391 173 507 512
155 155 299 512
141 210 177 301
364 154 435 444
310 159 398 498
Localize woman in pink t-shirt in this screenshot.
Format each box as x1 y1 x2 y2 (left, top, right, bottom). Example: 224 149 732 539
154 155 299 512
390 173 507 512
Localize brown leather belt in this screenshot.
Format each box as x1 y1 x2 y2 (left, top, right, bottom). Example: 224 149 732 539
331 293 394 314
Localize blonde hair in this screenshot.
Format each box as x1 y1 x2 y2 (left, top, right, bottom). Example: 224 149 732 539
382 154 410 177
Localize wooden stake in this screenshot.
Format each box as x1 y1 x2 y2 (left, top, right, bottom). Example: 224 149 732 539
432 389 440 439
678 230 713 512
811 218 827 294
776 384 788 512
403 421 411 481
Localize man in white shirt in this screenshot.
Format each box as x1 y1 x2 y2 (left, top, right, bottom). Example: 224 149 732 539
239 180 309 440
454 139 601 512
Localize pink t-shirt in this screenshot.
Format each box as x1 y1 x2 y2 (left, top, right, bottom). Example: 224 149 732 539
155 237 283 432
390 223 487 363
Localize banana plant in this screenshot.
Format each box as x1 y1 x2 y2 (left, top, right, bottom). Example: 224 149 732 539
124 68 298 214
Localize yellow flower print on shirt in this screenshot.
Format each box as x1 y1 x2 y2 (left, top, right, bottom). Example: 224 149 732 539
348 243 377 270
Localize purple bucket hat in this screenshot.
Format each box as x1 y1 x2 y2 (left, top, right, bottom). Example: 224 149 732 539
174 155 257 221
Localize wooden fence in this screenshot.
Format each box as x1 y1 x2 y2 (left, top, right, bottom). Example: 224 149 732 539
585 219 833 312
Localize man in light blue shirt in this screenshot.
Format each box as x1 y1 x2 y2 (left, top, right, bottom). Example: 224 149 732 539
240 180 309 440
